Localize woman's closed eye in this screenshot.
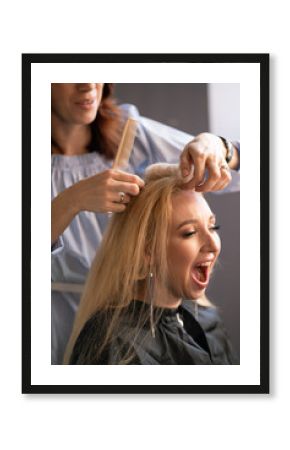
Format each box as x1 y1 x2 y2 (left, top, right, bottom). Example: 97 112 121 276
183 230 197 237
182 224 220 238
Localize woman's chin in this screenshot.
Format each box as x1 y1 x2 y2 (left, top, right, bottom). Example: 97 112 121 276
186 286 206 300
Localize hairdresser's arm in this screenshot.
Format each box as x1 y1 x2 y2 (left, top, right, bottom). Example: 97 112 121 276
51 169 144 245
179 133 239 192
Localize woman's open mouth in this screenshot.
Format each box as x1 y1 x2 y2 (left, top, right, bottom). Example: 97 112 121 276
191 261 212 289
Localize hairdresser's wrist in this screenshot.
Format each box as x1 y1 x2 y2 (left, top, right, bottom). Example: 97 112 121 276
218 136 240 171
68 182 84 215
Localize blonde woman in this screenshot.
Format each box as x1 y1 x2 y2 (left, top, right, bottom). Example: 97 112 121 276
64 163 237 365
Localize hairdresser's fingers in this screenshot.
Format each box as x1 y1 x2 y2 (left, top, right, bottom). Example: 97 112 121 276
182 158 207 190
112 180 141 196
216 178 231 192
112 192 131 204
192 157 207 188
196 161 221 192
179 133 229 188
197 164 232 192
111 169 145 188
179 145 193 179
209 168 232 192
108 202 127 213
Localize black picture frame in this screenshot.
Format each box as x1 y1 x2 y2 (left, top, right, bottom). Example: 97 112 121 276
22 53 269 394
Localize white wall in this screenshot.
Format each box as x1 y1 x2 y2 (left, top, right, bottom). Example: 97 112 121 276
208 83 240 140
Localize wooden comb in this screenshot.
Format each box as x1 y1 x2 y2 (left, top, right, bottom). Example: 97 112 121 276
112 118 138 169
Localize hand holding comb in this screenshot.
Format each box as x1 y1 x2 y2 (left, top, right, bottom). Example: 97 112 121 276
112 118 138 169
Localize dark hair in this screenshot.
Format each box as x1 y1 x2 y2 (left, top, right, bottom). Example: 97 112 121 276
88 83 123 159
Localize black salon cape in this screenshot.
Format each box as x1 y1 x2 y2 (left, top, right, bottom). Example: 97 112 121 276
70 300 237 365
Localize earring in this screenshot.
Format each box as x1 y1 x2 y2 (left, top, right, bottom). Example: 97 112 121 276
147 272 156 338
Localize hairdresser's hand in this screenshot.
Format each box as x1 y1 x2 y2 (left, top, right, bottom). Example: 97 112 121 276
179 133 232 192
71 169 144 213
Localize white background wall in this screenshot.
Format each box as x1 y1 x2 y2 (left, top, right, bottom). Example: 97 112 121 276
208 83 240 140
1 2 286 450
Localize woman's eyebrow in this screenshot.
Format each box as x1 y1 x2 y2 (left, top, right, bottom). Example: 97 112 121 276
176 219 198 230
176 214 216 230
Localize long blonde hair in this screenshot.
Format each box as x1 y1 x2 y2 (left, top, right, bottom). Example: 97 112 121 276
64 164 214 364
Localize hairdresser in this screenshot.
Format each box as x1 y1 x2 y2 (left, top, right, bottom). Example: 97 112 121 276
51 83 240 364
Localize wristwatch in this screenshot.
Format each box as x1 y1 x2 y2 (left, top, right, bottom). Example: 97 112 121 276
219 136 234 164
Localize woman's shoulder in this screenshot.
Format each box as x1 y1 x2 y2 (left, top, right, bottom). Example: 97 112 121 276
182 300 239 364
120 103 141 120
69 308 138 365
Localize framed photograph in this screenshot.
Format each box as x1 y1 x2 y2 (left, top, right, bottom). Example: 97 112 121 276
22 53 269 394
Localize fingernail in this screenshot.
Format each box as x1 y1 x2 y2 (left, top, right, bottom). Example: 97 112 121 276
182 169 189 177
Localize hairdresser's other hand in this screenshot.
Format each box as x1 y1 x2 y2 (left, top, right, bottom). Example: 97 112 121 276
70 169 144 213
179 132 232 192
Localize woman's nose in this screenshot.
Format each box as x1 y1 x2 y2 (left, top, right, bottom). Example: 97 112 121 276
76 83 96 93
201 230 221 254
